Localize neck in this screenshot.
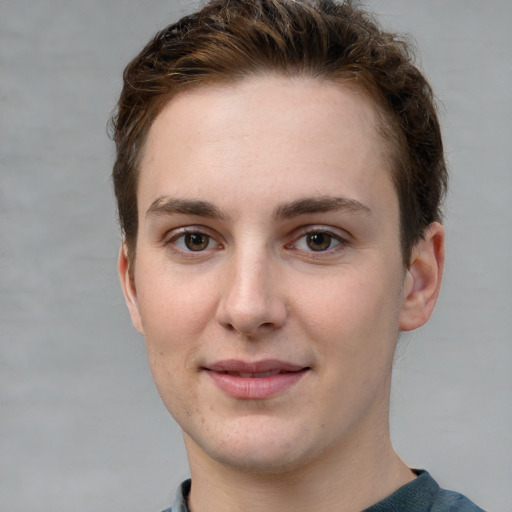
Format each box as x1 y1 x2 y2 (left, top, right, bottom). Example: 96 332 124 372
184 424 415 512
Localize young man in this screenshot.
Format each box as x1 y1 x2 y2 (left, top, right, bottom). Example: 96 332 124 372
111 1 484 510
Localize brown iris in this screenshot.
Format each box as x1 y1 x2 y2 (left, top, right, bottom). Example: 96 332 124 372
185 233 210 251
306 233 332 251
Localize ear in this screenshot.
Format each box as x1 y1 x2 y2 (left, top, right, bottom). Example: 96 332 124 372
118 243 144 335
399 222 445 332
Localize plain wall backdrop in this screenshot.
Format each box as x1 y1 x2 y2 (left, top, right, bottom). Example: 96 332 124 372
1 1 510 511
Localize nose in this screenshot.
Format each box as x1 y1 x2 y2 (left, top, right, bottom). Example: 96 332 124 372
215 250 288 336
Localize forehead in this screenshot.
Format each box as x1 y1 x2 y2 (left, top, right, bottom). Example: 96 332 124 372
144 75 385 153
138 75 396 218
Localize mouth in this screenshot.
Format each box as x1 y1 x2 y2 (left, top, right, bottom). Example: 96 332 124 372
218 369 293 378
203 360 310 399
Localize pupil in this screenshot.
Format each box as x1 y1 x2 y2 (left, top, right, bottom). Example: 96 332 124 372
185 233 208 251
307 233 331 251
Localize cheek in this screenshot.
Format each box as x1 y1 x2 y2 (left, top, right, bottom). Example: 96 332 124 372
136 264 218 346
134 267 218 405
293 264 403 357
137 277 206 420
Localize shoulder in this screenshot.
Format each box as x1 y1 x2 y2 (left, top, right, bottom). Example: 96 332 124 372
161 479 191 512
364 470 485 512
164 474 485 512
430 487 486 512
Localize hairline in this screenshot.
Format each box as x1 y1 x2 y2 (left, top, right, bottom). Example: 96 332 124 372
125 71 411 274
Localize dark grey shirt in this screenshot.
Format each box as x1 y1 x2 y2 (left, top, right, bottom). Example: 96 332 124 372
162 470 485 512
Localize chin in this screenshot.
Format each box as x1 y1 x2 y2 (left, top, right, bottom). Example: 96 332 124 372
208 445 309 475
184 416 323 475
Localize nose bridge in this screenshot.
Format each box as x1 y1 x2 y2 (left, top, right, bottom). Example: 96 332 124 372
217 240 286 335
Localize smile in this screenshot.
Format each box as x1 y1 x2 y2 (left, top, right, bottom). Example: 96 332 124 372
204 360 310 399
221 370 283 378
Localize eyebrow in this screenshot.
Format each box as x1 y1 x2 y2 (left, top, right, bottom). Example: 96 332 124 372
146 197 227 220
145 195 371 221
273 196 372 219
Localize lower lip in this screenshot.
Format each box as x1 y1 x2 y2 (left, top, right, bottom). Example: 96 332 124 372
206 370 308 399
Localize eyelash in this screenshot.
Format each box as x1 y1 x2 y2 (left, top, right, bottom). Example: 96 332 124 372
286 227 350 257
162 227 222 258
162 226 350 258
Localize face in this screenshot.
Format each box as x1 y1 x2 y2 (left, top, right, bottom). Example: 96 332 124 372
119 75 442 475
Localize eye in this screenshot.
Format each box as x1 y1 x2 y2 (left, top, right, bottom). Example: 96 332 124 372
292 230 345 253
183 232 211 251
304 232 337 251
167 230 218 252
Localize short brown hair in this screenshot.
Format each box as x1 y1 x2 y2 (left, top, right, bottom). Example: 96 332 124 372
111 0 447 267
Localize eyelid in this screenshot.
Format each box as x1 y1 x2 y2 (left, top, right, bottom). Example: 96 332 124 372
162 225 223 256
163 225 211 242
160 224 351 259
293 224 351 241
285 225 352 255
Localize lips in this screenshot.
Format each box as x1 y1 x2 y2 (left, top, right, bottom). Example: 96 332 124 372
223 370 282 378
203 359 309 399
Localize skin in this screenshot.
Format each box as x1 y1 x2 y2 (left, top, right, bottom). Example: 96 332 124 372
119 75 444 512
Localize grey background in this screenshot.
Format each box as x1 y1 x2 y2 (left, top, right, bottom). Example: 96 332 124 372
1 1 510 511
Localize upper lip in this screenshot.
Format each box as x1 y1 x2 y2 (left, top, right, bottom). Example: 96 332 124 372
204 359 308 374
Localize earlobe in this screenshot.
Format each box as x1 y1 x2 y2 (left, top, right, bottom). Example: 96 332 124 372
399 222 445 332
117 243 145 335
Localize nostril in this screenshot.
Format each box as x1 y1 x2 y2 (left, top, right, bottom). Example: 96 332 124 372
220 321 236 332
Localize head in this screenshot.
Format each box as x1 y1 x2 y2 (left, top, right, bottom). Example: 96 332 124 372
111 0 447 273
111 0 446 480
